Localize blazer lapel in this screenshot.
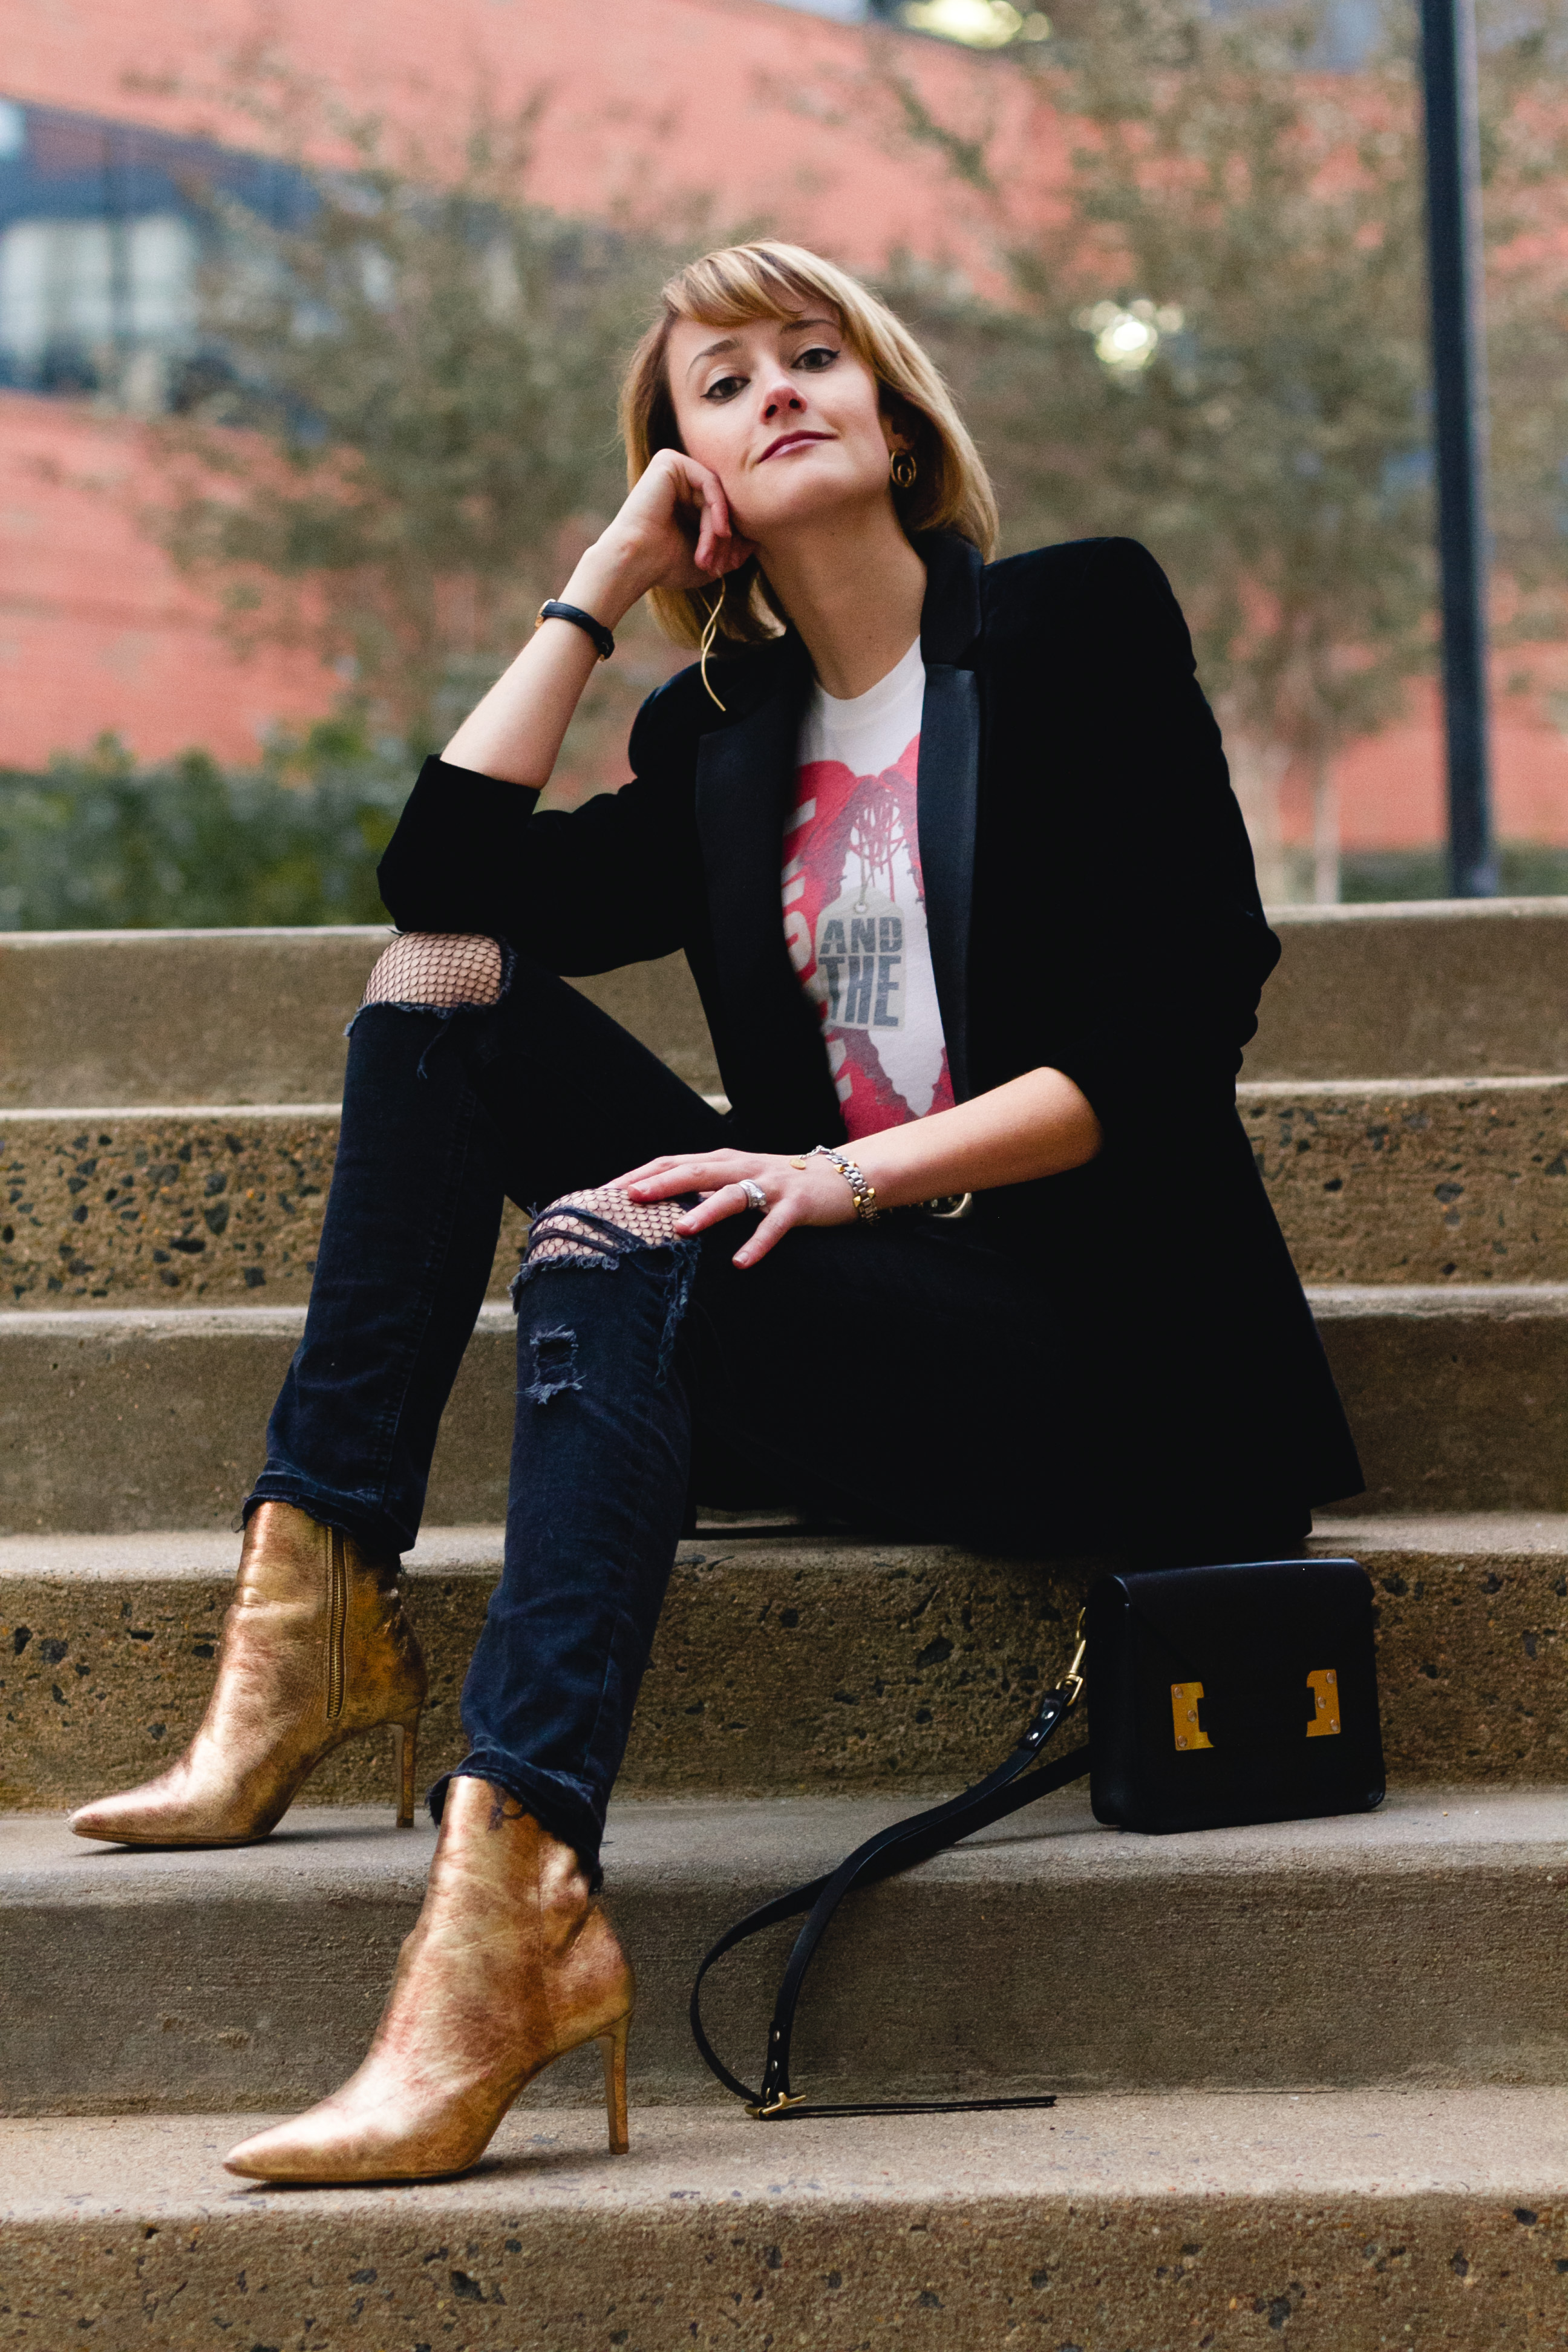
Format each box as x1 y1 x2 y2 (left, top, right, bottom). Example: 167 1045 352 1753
916 667 980 1106
915 534 984 1105
694 661 845 1141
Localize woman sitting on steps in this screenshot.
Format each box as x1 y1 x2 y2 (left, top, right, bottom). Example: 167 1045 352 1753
69 240 1363 2183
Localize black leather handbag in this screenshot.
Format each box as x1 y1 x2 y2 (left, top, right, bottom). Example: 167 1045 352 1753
691 1555 1385 2119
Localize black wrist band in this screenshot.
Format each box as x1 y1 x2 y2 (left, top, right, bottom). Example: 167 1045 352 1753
537 599 615 661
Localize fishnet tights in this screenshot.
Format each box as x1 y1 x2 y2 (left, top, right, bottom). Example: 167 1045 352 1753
360 933 505 1011
525 1187 690 1265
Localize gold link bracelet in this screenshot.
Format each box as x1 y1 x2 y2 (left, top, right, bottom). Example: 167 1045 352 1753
791 1144 880 1223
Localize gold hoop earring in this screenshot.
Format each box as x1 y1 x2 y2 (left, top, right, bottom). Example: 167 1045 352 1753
698 586 727 712
889 449 918 491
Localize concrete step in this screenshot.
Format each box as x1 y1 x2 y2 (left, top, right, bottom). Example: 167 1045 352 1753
8 1079 1566 1309
0 1105 529 1307
6 1289 1568 1537
0 927 720 1109
5 2091 1565 2351
4 1789 1567 2118
7 900 1568 1116
1252 896 1568 1079
2 1517 1564 1809
1244 1077 1568 1283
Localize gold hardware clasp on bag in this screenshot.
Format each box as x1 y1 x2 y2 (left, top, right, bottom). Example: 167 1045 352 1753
1306 1667 1342 1737
1170 1681 1212 1751
1171 1668 1344 1751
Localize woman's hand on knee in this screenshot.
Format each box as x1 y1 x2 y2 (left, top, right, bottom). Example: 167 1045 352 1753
612 1149 854 1267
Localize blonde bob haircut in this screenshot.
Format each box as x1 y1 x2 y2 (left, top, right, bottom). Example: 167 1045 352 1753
618 240 999 653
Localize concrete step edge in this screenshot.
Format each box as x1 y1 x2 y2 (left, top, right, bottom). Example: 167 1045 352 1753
1308 1284 1568 1315
10 1078 1568 1117
7 1286 1568 1344
6 2083 1567 2209
1241 1073 1568 1094
4 1512 1567 1583
0 1102 345 1123
7 1786 1567 1906
6 1791 1568 2118
5 2089 1567 2352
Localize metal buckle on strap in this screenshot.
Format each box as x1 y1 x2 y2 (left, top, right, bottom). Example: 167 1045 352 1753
1061 1619 1088 1709
746 2090 808 2119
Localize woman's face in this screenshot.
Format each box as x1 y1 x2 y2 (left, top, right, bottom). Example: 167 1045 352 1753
664 309 903 544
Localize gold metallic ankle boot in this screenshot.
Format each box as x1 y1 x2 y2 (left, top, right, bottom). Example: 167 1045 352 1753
68 1501 426 1847
223 1778 634 2182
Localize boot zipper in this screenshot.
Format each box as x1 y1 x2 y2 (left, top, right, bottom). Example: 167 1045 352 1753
327 1530 347 1721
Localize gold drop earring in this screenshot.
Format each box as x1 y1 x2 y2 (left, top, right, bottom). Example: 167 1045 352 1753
699 584 727 712
890 448 918 490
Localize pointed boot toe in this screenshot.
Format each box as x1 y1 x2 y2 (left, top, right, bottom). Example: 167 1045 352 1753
68 1789 165 1846
224 2103 383 2184
224 2116 313 2181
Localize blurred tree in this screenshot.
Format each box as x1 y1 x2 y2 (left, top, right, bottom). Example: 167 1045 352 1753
886 0 1568 898
146 92 688 770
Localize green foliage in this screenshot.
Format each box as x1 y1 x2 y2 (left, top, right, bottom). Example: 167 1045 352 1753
877 0 1568 890
0 724 406 931
1341 842 1568 900
151 94 685 748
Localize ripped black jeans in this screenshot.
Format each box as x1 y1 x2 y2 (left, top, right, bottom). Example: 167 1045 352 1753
249 948 1304 1872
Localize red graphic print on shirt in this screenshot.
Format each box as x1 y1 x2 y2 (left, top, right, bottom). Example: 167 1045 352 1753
782 730 955 1139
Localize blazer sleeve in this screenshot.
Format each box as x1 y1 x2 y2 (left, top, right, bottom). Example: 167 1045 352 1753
990 538 1278 1143
375 714 703 976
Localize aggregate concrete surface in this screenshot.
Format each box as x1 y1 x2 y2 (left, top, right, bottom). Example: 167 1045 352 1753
4 1522 1568 1809
0 1108 529 1307
4 1789 1567 2113
1240 1077 1568 1283
8 1074 1564 1309
3 2092 1567 2349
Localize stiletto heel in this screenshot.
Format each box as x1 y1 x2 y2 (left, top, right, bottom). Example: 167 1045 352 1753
393 1714 420 1828
598 2012 631 2154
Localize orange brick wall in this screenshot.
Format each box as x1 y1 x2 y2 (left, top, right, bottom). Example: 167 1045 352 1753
2 0 1042 773
0 392 341 766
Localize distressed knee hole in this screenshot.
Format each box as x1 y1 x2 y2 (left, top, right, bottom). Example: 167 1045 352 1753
524 1324 581 1405
523 1186 690 1269
359 933 505 1012
514 1186 701 1388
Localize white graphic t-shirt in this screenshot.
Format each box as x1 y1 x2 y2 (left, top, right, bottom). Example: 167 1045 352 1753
782 638 955 1140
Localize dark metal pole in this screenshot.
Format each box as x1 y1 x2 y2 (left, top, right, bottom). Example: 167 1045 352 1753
1419 0 1496 897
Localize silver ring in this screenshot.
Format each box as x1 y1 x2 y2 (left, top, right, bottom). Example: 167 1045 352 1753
739 1178 768 1212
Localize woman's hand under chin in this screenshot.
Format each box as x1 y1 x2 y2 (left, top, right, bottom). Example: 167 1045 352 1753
613 1148 856 1267
584 448 759 618
439 448 756 786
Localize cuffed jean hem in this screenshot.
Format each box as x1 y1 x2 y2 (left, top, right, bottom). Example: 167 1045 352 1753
428 1756 608 1887
242 1476 411 1562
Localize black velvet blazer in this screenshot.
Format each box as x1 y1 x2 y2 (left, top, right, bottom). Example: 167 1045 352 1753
379 531 1364 1519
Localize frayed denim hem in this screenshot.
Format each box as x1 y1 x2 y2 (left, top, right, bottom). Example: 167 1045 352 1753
241 1479 410 1561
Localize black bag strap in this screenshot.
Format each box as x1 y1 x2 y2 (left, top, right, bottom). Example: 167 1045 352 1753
690 1636 1091 2120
